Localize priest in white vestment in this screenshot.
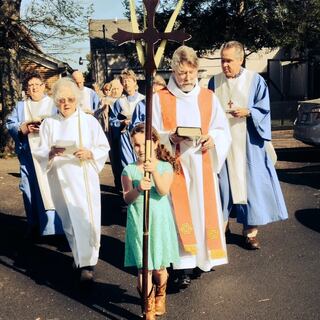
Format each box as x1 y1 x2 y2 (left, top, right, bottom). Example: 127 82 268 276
152 46 232 288
33 78 109 282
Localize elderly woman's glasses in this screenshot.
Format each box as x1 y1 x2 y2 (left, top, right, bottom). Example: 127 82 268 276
58 97 76 104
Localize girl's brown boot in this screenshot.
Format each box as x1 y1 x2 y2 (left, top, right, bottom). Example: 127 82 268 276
138 285 156 320
155 275 168 316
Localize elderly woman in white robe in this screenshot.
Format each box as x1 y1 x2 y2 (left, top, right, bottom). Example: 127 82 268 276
33 77 109 282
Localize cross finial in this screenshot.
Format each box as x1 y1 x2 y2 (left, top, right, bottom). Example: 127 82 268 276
112 0 191 73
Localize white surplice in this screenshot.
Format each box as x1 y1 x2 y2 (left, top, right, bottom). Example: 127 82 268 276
25 96 57 210
34 109 109 267
214 69 254 204
152 77 232 271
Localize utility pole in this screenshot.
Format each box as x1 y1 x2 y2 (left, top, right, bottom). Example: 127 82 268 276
102 24 108 82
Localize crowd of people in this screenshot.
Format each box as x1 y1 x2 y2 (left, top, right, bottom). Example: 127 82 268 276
6 41 288 320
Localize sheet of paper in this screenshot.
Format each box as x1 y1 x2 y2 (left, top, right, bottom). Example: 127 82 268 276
55 140 78 155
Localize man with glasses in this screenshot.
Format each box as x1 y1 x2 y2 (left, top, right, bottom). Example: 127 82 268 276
152 46 231 289
6 71 63 240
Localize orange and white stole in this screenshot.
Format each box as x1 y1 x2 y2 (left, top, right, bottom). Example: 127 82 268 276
158 88 227 259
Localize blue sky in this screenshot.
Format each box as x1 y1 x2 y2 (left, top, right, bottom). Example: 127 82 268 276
21 0 127 71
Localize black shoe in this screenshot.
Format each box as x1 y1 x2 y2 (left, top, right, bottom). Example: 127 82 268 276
192 267 203 279
245 237 261 250
177 274 191 289
79 266 94 282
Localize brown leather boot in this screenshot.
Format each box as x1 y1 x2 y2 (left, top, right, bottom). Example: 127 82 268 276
138 285 156 320
155 278 168 316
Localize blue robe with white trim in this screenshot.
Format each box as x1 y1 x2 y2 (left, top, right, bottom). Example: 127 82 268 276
6 100 63 235
208 73 288 226
109 92 146 169
87 87 100 112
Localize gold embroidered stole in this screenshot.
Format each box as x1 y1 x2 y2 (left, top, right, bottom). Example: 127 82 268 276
158 88 226 259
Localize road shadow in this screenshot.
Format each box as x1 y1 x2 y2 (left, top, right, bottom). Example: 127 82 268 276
99 234 136 276
100 184 127 227
276 147 320 162
8 172 21 178
277 165 320 189
225 231 246 248
0 211 140 319
295 208 320 233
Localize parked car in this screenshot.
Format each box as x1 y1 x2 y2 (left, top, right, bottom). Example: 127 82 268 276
293 98 320 146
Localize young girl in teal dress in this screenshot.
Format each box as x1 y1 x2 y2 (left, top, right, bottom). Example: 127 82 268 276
121 123 180 319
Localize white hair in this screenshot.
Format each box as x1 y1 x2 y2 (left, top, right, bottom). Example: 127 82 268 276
52 77 81 105
171 45 199 71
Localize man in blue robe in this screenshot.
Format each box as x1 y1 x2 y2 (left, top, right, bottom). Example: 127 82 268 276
208 41 288 249
72 71 100 113
6 71 63 238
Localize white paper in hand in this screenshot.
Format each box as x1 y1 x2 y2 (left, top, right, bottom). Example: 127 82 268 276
55 140 78 155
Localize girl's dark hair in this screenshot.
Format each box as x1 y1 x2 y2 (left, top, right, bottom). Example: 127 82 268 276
131 123 181 173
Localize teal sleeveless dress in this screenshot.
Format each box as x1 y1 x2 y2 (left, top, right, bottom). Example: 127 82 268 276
122 161 180 270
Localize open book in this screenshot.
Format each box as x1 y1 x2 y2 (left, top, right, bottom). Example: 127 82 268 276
54 140 78 155
25 115 50 126
176 126 202 139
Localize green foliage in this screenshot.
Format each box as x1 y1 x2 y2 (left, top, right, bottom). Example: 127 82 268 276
123 0 320 58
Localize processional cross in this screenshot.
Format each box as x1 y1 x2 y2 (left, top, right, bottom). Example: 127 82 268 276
112 0 190 318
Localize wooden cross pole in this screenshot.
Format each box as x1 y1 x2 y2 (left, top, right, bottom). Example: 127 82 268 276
112 1 190 317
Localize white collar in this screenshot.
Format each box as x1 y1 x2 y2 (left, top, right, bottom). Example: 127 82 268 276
167 75 200 98
58 107 83 120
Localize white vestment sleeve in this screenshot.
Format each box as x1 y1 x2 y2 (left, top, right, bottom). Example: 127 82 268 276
208 95 232 173
152 94 174 154
89 117 110 173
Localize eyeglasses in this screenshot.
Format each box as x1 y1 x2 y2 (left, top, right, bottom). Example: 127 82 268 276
58 97 76 104
28 83 44 88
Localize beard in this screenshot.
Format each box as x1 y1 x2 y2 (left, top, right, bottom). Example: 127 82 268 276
179 83 195 92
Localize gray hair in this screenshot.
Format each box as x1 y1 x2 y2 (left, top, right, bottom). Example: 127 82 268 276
51 77 81 105
221 41 245 60
171 46 199 71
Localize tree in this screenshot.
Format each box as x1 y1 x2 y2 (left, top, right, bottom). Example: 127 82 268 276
123 0 320 59
21 0 93 60
0 1 22 154
0 0 93 153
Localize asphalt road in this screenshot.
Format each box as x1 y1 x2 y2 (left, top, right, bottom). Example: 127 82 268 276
0 139 319 320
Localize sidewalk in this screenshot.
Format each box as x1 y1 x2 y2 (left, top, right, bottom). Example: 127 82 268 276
272 129 310 149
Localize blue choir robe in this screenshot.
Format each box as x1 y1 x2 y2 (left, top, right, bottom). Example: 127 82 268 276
131 100 146 128
6 97 63 235
109 92 145 169
208 69 288 226
79 86 100 113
